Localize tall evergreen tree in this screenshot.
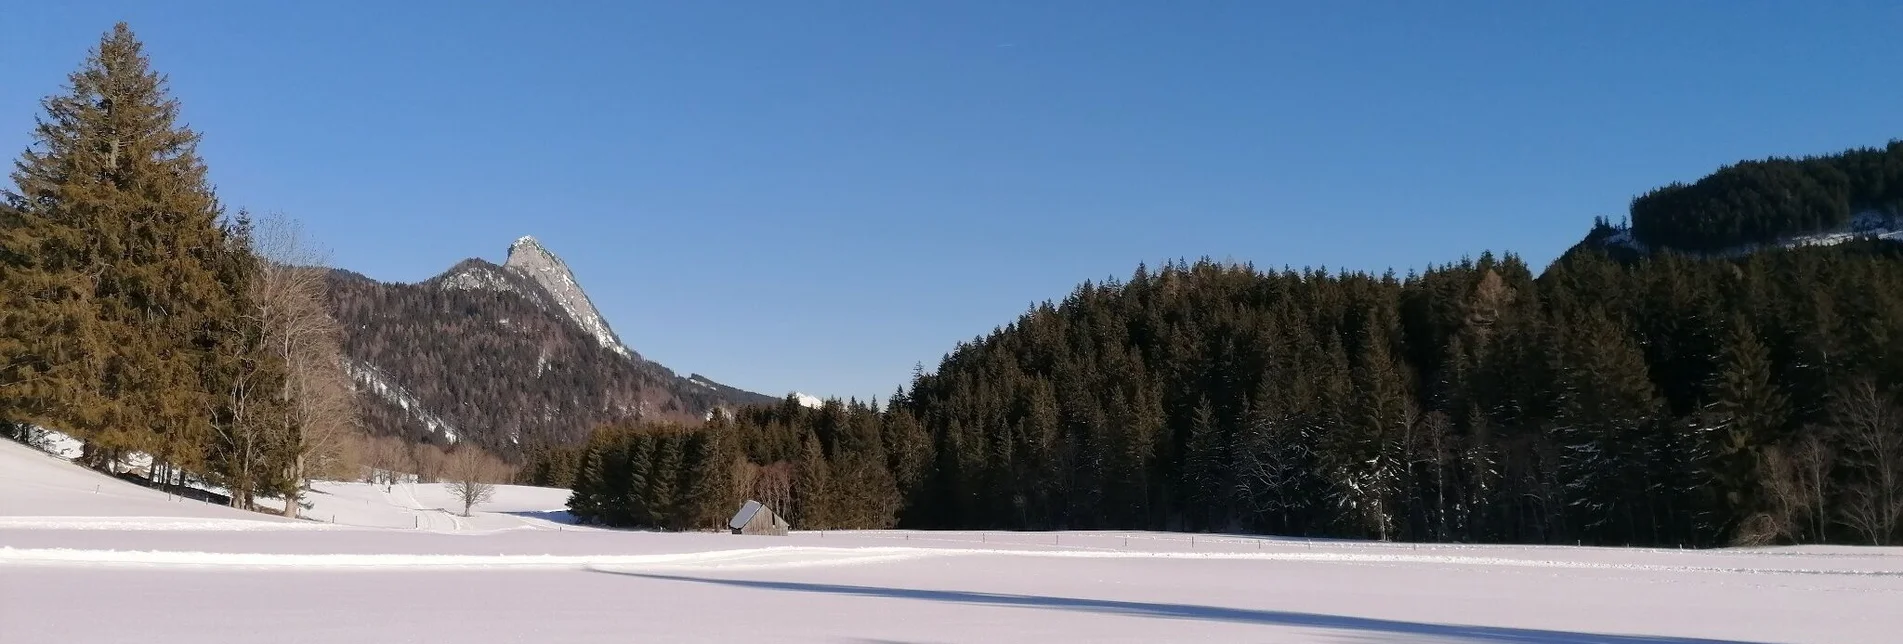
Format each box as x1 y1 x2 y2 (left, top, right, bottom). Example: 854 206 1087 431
1183 395 1223 530
2 23 241 475
1551 311 1666 545
1708 321 1789 543
794 429 832 529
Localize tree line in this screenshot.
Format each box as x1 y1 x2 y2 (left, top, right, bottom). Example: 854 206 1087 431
531 396 923 531
0 24 380 513
1630 141 1903 252
535 241 1903 547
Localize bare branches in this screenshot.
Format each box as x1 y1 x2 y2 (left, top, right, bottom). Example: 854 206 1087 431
446 448 507 517
1830 379 1903 545
242 211 361 517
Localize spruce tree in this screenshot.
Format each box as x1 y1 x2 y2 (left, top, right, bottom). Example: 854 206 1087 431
682 419 739 530
794 429 832 529
566 435 609 524
1183 395 1222 529
619 433 655 526
647 432 684 526
1552 311 1665 545
881 390 932 501
3 23 238 474
1708 321 1789 542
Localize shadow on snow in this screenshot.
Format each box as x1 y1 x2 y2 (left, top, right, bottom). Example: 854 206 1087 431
591 570 1763 644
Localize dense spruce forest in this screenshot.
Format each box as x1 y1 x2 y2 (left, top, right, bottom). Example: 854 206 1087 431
1630 141 1903 252
538 156 1903 548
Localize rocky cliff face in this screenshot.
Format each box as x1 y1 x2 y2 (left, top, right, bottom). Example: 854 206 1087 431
325 237 777 454
501 236 639 361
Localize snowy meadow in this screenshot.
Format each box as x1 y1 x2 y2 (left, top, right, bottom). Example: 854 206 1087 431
2 438 1897 644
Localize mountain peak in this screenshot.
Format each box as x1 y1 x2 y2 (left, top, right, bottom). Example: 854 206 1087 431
500 235 639 361
506 235 553 263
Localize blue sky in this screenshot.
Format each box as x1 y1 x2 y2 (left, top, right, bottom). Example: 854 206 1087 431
4 3 1899 402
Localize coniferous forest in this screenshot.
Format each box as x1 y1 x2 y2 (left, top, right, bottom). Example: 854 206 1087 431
541 161 1903 548
1630 142 1903 252
541 241 1903 547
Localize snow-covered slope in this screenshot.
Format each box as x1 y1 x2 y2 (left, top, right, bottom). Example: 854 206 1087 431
0 432 574 533
0 437 297 526
792 392 824 409
501 235 639 360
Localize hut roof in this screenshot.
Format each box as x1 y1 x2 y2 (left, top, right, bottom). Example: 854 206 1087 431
728 500 766 530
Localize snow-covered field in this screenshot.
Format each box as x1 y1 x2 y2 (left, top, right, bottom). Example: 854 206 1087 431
3 438 1898 643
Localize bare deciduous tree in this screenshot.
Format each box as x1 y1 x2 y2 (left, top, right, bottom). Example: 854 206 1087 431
446 447 504 517
1415 410 1456 541
750 461 795 518
1794 431 1836 541
1830 379 1903 545
1745 443 1807 546
361 434 416 489
246 213 361 518
411 442 450 483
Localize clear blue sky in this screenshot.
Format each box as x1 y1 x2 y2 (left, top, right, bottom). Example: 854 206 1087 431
4 3 1899 402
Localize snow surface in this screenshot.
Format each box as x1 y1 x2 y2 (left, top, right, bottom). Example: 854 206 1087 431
793 392 824 409
4 437 1899 643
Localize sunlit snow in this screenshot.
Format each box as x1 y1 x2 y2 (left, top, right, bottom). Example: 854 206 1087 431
3 435 1897 644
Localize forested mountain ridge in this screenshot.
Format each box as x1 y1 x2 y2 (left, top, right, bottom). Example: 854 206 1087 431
326 236 776 456
539 141 1903 549
1583 141 1903 256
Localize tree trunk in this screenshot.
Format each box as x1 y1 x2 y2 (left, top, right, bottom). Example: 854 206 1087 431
281 453 304 518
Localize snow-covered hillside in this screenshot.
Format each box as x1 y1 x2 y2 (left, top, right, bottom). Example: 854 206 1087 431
5 435 1899 643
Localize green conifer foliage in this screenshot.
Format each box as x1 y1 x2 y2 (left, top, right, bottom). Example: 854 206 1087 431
3 23 248 477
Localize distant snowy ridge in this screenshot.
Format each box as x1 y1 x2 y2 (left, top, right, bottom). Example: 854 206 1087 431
793 392 824 409
501 236 639 361
1604 209 1903 256
342 360 463 444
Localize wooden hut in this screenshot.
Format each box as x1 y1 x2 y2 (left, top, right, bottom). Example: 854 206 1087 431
728 499 789 536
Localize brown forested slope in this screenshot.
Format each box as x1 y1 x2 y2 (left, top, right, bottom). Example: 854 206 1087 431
324 240 775 457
